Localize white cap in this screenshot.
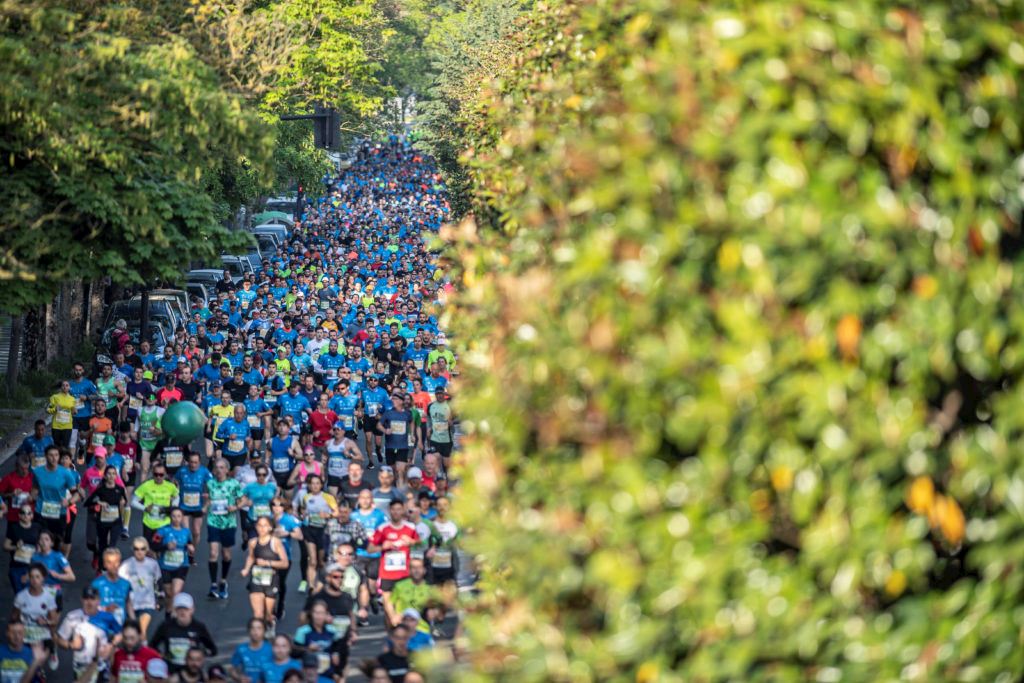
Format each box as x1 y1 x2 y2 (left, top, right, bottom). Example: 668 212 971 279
147 659 169 678
402 607 422 621
172 593 194 610
436 334 447 344
407 467 423 479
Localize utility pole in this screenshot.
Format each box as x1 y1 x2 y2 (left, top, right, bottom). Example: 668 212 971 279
280 104 340 151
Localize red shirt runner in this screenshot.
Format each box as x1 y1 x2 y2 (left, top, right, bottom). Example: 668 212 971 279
0 471 33 522
371 522 420 582
112 645 162 682
308 409 338 447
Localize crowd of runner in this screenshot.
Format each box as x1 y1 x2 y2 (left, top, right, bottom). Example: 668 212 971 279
1 136 459 683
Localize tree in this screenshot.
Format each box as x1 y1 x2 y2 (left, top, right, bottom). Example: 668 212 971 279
443 0 1024 680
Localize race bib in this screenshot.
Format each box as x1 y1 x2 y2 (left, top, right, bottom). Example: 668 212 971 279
432 420 449 433
367 403 380 417
168 637 190 664
129 397 143 411
76 396 86 410
332 615 351 634
118 666 146 683
56 408 72 424
308 512 326 527
265 394 277 405
247 416 261 428
164 549 185 568
24 623 49 644
341 414 353 429
210 499 229 515
31 454 45 469
316 652 331 674
432 548 453 569
392 421 407 436
13 543 35 564
100 503 119 523
272 456 291 473
182 492 201 508
252 566 274 586
384 551 408 572
124 458 134 473
253 503 271 518
164 450 184 468
227 439 245 453
41 500 61 519
326 368 337 378
91 432 107 447
328 456 346 477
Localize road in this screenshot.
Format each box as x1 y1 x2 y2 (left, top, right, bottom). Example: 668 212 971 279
0 436 462 683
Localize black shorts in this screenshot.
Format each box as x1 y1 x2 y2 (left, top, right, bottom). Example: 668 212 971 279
161 567 189 583
121 466 138 487
429 440 453 458
73 416 91 432
225 453 247 470
385 448 409 467
40 516 67 540
273 471 291 489
301 525 326 546
207 525 236 548
184 509 204 518
380 578 400 592
361 417 379 434
326 475 345 490
104 407 120 422
251 429 265 442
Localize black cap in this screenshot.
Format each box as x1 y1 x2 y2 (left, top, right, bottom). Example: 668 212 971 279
82 587 100 598
302 652 320 668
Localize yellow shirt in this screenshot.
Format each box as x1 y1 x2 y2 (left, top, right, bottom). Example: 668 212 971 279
48 393 77 430
208 405 235 442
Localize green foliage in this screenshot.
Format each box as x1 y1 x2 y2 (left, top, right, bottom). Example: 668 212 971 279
445 0 1024 680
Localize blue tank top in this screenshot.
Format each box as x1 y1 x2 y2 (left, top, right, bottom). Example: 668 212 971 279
269 435 295 474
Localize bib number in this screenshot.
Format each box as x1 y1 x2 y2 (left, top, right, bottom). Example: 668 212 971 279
56 408 72 424
210 499 229 515
14 544 35 564
91 433 107 447
384 551 408 572
252 566 274 586
272 457 290 473
247 416 260 428
392 421 407 436
164 549 185 568
129 397 142 410
182 492 201 508
100 503 119 523
227 439 245 453
432 548 453 569
164 450 183 468
41 500 61 519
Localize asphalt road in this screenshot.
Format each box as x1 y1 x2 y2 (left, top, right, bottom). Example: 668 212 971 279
0 432 463 683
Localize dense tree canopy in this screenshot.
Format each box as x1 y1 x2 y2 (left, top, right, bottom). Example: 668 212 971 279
438 0 1024 680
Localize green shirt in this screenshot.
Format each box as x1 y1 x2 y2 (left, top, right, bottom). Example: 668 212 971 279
206 478 243 528
390 578 434 633
427 402 453 444
135 480 179 529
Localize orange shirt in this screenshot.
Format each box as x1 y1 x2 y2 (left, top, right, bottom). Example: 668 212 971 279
411 391 431 423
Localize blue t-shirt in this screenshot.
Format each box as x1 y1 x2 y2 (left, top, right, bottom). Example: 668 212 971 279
175 467 212 512
32 550 70 589
19 435 54 460
381 409 413 450
88 610 123 638
156 525 193 570
351 508 387 558
328 394 359 431
360 388 390 418
263 658 303 683
242 482 277 521
231 641 273 682
216 420 251 455
293 624 342 677
269 436 296 475
69 378 98 418
278 394 311 424
277 514 301 562
32 466 77 517
91 574 132 624
244 397 269 421
0 643 37 683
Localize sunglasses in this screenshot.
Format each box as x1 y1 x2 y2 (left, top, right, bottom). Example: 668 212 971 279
19 511 32 516
133 546 147 551
153 472 166 478
329 573 343 578
336 551 353 557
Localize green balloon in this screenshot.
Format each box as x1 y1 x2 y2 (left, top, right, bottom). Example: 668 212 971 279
160 401 206 445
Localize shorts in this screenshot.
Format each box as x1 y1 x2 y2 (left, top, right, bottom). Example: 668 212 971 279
207 525 237 548
224 453 247 470
429 440 453 459
326 475 345 490
385 448 409 467
73 416 91 432
251 429 265 442
380 578 401 592
183 509 204 518
301 525 326 546
40 516 67 540
356 555 379 582
104 407 120 422
161 567 189 583
121 466 138 487
360 417 379 434
273 471 291 489
343 429 359 441
247 576 279 596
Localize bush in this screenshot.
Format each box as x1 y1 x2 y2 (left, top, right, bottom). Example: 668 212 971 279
444 0 1024 680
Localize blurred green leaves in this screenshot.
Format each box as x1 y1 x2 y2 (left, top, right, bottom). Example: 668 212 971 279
441 0 1024 680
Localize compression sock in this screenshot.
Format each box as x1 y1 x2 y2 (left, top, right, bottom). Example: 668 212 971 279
221 559 232 581
208 562 219 583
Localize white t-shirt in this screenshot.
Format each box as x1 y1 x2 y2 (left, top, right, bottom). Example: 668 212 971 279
57 609 108 666
14 587 57 643
118 557 162 610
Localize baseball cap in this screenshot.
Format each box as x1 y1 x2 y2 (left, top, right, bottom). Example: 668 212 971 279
302 652 320 668
407 467 423 480
325 563 343 575
82 586 99 599
172 593 195 609
143 370 154 380
402 607 422 621
436 333 447 344
147 659 169 679
93 446 107 458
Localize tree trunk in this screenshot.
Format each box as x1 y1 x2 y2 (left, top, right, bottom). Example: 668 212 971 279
5 314 23 396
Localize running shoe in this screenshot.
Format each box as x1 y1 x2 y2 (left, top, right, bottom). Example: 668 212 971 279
208 584 219 599
218 582 229 600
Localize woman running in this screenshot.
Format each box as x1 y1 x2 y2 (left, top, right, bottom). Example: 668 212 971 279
154 508 195 611
13 563 59 670
241 465 277 544
31 530 74 609
83 464 127 571
297 474 338 593
325 425 363 497
287 446 324 491
240 516 288 630
428 496 459 586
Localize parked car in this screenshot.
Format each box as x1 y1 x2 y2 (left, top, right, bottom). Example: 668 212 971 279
221 255 255 278
130 289 189 326
186 282 210 309
250 223 289 245
264 195 297 217
104 299 183 336
100 317 171 353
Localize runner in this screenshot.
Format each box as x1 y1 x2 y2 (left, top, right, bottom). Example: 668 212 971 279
131 465 179 545
367 500 419 627
239 516 288 630
30 445 77 556
55 586 121 683
425 389 454 473
12 564 59 670
215 405 252 473
227 618 273 683
174 453 211 551
149 594 216 675
91 548 135 626
82 464 127 571
267 420 302 494
324 425 362 497
241 464 277 544
110 620 162 683
153 509 194 610
262 635 301 683
296 475 338 594
117 538 162 639
292 601 346 683
47 381 77 450
270 497 303 622
205 458 247 600
380 396 414 485
135 393 164 481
